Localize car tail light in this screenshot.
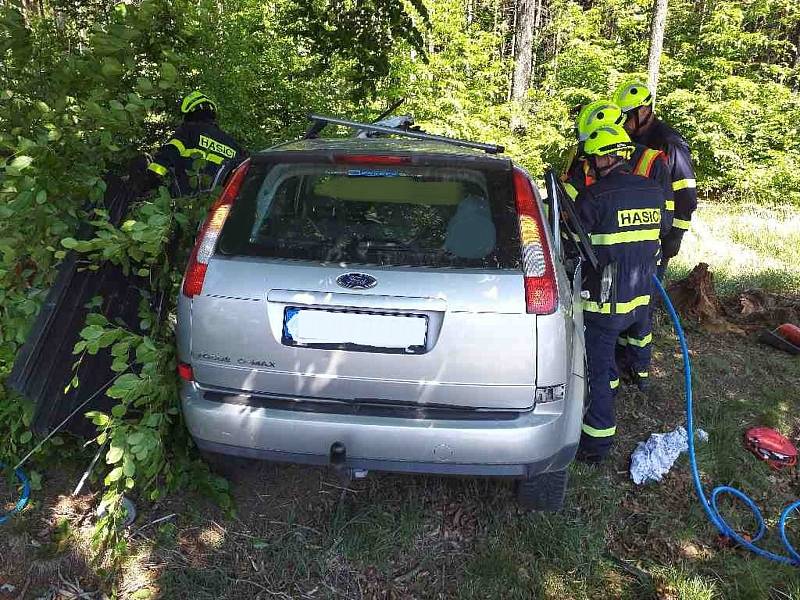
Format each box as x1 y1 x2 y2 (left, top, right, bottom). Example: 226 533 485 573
177 362 194 382
513 168 557 314
182 160 250 298
333 154 412 166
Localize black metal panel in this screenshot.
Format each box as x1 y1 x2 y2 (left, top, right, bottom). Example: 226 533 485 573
8 175 147 437
201 388 527 421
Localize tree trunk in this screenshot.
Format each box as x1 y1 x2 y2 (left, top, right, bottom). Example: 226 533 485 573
509 1 517 60
647 0 668 100
511 0 536 101
794 26 800 89
667 263 743 334
507 0 517 100
529 0 543 83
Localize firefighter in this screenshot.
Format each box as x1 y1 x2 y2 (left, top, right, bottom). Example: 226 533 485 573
563 100 673 213
561 99 625 199
562 101 674 391
138 91 245 195
574 124 670 464
613 80 696 276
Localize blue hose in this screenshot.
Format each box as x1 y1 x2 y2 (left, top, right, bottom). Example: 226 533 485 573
653 275 800 566
0 462 31 525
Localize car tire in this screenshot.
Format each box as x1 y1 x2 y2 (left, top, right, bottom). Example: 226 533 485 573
515 469 568 511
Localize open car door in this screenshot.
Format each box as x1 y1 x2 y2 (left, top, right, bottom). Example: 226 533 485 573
543 169 597 408
543 169 598 275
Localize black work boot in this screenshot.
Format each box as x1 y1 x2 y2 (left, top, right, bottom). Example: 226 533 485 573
575 448 605 466
633 371 650 393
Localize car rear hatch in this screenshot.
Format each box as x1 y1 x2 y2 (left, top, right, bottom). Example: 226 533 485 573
183 150 557 411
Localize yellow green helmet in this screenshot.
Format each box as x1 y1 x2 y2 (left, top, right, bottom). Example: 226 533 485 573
576 100 625 141
612 80 653 113
582 124 634 158
180 91 218 114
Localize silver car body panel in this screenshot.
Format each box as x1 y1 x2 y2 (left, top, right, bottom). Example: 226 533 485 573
180 363 584 474
176 142 585 478
186 259 541 410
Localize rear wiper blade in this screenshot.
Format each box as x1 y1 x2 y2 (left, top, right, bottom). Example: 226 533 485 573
357 239 419 251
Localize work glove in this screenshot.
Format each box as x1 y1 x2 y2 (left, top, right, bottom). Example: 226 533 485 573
661 228 684 260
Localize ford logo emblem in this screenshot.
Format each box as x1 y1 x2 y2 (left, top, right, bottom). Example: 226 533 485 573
336 273 377 290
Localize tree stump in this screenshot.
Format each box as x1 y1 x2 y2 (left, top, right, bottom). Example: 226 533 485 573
666 263 742 333
735 289 800 329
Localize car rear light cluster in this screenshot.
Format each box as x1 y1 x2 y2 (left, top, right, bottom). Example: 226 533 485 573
513 168 557 314
177 362 194 382
182 160 251 298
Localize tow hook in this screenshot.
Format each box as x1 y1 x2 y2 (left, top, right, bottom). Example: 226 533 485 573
330 441 346 466
329 441 349 483
329 442 368 483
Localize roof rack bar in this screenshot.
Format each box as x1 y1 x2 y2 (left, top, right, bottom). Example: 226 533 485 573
308 114 505 155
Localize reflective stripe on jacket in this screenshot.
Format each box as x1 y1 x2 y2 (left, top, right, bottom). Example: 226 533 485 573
147 121 244 194
634 118 697 232
630 145 674 238
574 168 667 324
564 143 672 238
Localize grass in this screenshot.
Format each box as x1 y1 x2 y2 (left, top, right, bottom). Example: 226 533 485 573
2 200 800 599
460 465 624 598
332 500 426 566
670 201 800 295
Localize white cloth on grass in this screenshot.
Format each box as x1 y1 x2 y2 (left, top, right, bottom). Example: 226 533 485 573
630 426 709 485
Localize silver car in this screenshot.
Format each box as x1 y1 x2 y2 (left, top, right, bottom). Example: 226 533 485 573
176 125 587 510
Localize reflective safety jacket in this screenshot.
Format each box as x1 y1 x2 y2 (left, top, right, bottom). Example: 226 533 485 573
630 144 673 221
575 168 670 324
147 121 244 194
632 118 696 233
562 143 673 233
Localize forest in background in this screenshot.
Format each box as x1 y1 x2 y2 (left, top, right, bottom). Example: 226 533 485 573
2 0 800 562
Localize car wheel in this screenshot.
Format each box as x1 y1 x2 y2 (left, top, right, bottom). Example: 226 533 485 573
515 469 568 511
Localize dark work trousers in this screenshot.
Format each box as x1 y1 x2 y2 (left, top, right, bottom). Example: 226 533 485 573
581 306 651 458
616 257 666 377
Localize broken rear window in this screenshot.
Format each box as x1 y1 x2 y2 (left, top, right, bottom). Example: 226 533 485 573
217 162 521 269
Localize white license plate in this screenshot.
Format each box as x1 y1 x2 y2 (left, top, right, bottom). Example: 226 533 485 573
283 308 427 351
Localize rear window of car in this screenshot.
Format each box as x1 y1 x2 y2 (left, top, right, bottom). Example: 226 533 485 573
217 161 521 269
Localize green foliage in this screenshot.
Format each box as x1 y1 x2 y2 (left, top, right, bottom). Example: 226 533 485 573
75 307 231 552
0 2 179 509
1 0 799 571
62 188 232 556
0 387 36 464
284 0 430 96
0 0 228 563
61 189 181 275
0 0 183 379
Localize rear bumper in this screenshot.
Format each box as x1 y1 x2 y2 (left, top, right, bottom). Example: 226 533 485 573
195 437 577 477
181 379 583 478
